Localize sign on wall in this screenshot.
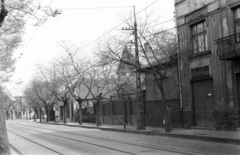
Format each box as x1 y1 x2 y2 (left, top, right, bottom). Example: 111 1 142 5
191 66 210 79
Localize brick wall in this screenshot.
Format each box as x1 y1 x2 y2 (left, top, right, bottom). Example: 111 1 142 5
145 99 181 127
182 109 192 129
214 109 239 131
84 98 182 127
89 98 138 125
100 115 138 125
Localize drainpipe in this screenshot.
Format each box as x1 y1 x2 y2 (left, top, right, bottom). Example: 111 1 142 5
177 34 184 128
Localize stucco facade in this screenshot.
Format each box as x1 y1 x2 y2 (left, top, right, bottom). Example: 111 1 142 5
175 0 240 130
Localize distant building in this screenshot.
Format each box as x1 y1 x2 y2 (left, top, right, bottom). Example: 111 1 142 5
141 60 181 127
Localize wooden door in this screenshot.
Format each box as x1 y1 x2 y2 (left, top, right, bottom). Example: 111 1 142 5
192 79 215 127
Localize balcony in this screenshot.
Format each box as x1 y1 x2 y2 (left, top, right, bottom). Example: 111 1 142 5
215 33 240 60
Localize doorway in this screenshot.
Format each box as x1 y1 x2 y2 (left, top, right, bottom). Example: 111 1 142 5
192 79 215 127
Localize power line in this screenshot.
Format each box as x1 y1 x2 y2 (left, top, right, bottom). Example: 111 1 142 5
20 0 160 58
19 0 55 59
82 0 234 47
59 6 131 10
146 18 175 29
145 27 177 37
78 0 160 51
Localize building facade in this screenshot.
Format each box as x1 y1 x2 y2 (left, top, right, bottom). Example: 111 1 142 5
175 0 240 130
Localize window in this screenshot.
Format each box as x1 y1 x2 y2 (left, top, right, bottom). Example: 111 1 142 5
234 7 240 41
191 21 208 54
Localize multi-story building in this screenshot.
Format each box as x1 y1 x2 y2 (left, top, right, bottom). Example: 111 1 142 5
175 0 240 130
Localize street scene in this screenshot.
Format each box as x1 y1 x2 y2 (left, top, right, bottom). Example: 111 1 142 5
1 0 240 154
6 120 240 155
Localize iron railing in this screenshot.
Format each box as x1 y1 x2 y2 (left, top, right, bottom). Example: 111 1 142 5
215 33 240 60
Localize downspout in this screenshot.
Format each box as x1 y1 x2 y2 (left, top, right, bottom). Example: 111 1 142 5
177 34 184 128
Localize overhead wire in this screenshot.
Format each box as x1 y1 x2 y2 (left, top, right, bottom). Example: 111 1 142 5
143 1 238 37
17 3 138 59
21 0 167 56
20 16 176 57
16 0 236 60
145 18 175 29
17 0 180 65
145 27 177 37
77 0 160 52
18 0 55 59
59 6 131 10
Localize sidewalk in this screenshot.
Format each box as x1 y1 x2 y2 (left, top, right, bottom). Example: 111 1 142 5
37 120 240 145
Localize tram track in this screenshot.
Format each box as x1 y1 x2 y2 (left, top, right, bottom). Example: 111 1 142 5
8 128 137 155
9 143 22 155
8 124 203 155
8 130 64 155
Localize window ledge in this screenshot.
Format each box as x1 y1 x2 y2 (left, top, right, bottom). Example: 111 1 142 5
175 0 185 6
188 50 212 59
190 76 213 82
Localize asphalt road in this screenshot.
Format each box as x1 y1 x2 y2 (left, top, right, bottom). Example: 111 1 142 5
6 120 240 155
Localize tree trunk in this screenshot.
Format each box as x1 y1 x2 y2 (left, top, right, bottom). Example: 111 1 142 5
96 100 101 126
78 102 82 125
156 78 170 132
29 110 31 120
34 108 37 121
40 108 42 122
0 106 11 154
63 106 67 124
46 106 49 122
6 111 8 120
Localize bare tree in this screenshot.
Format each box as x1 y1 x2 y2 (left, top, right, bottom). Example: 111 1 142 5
83 63 121 126
0 1 61 153
0 87 15 120
24 86 42 121
29 78 55 122
96 14 178 132
56 42 98 125
37 63 72 124
56 42 125 126
0 0 61 82
2 99 15 120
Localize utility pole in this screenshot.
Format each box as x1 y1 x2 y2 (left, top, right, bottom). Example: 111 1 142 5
133 6 145 130
122 6 145 130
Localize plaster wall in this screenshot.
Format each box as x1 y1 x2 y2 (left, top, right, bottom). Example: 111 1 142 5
145 67 179 101
189 54 211 69
175 0 217 17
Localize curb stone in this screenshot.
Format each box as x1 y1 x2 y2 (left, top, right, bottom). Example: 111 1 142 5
37 122 240 145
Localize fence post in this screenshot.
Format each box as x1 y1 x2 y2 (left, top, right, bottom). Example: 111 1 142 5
123 94 127 129
110 96 114 124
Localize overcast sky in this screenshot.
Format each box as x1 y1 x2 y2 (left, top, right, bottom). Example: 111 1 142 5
5 0 175 96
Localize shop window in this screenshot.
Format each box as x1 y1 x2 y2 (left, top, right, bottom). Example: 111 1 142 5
191 21 208 54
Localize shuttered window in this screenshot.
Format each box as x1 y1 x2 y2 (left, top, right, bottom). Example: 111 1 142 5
191 21 208 54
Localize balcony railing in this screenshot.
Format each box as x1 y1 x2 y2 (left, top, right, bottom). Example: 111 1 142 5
215 33 240 60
